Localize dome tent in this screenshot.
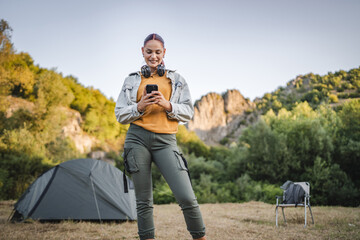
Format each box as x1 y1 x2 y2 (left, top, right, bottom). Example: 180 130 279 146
10 158 137 222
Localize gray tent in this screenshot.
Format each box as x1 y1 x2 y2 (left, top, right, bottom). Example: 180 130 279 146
10 158 137 221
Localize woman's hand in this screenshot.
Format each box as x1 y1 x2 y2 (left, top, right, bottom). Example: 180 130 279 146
153 91 172 112
137 88 157 113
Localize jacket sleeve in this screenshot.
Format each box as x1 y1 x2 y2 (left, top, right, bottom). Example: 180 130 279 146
167 78 194 123
114 79 143 125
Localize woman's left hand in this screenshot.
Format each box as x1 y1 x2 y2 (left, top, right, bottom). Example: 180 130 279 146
152 91 172 112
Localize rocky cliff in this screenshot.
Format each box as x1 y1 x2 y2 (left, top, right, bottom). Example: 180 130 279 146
4 96 98 154
187 89 256 145
61 107 98 154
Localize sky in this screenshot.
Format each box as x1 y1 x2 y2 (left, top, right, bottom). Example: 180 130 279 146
1 0 360 103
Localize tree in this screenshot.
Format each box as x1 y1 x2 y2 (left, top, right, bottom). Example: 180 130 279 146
334 100 360 187
0 19 14 57
0 19 14 98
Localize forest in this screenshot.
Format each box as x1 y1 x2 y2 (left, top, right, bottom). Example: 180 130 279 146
1 19 359 206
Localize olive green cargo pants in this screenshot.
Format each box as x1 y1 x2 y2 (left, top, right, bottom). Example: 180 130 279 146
124 124 206 240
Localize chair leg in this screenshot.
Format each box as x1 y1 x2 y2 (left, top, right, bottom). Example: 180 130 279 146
304 196 307 228
276 206 279 227
308 204 314 224
281 207 286 224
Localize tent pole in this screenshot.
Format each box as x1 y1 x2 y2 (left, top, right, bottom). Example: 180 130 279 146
90 175 102 223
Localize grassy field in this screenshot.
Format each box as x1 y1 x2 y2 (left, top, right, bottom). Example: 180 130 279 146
0 200 359 240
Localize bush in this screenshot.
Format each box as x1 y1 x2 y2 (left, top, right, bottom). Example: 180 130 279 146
193 174 218 203
0 127 53 199
304 157 359 206
329 94 339 103
230 174 282 203
176 125 210 157
153 181 176 204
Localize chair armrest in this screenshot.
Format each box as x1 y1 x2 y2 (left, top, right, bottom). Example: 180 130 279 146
275 195 283 199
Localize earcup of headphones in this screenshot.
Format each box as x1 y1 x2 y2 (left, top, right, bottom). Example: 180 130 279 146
141 65 151 78
141 64 166 78
157 64 165 77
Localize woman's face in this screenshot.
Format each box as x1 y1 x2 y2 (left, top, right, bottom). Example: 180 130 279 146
142 40 166 72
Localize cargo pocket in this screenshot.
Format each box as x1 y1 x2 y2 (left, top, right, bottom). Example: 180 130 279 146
173 150 192 185
124 148 139 174
173 150 188 171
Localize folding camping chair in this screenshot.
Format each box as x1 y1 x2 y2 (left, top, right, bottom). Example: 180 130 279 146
275 181 314 227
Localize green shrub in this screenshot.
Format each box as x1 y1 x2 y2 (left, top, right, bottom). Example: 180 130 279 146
304 157 359 206
329 94 339 103
153 181 176 204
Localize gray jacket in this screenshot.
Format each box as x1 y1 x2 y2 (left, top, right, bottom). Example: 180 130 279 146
115 70 194 125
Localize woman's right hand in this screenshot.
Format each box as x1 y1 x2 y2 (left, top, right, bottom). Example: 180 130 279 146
137 88 157 113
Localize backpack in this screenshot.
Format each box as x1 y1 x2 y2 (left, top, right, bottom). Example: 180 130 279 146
281 181 306 207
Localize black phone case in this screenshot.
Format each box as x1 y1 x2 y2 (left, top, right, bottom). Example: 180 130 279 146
146 84 158 94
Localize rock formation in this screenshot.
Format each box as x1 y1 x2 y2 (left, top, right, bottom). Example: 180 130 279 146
187 89 255 145
61 107 97 154
4 96 34 118
4 96 98 154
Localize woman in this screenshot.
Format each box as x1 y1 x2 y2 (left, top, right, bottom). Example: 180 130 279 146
115 33 206 240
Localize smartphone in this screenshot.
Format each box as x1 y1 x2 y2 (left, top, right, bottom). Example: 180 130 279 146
146 84 158 94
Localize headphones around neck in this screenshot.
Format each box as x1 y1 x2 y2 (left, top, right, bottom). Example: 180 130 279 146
141 64 165 78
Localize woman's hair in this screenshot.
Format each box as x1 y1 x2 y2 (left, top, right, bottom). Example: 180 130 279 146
144 33 165 47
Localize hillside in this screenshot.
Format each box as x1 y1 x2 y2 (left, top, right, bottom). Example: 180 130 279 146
4 96 97 153
1 201 359 240
0 20 129 200
190 67 360 145
255 68 360 113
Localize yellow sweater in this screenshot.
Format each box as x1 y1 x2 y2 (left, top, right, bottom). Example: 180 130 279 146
132 72 179 133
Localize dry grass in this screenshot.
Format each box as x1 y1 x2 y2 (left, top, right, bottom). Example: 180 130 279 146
1 200 359 240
